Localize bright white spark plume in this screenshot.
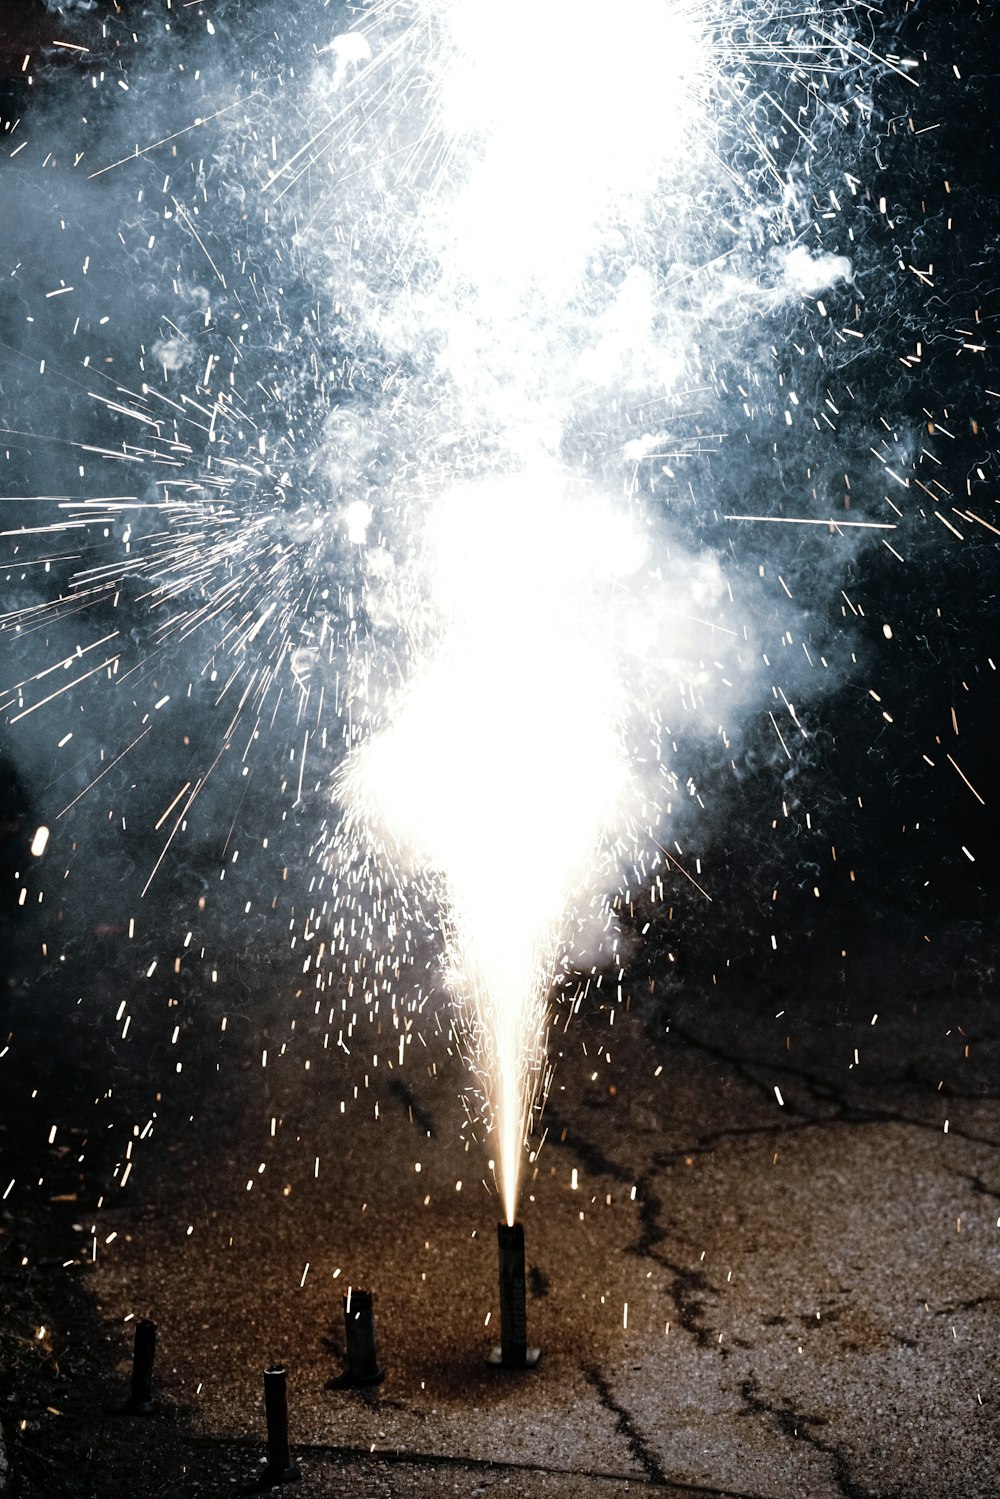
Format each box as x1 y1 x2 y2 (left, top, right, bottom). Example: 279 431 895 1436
338 464 743 1221
329 0 773 1217
427 0 710 284
341 474 640 1220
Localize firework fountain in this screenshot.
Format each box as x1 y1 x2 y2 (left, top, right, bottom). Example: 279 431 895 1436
0 0 994 1293
321 0 885 1224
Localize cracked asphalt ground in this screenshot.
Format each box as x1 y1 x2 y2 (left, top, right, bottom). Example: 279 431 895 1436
3 918 998 1499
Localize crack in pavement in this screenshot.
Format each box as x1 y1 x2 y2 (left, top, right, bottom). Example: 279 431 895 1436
542 1112 722 1347
546 1086 1000 1356
197 1433 783 1498
738 1376 894 1499
932 1292 1000 1316
386 1077 436 1137
630 1176 721 1349
963 1172 1000 1203
582 1360 672 1485
660 1021 1000 1150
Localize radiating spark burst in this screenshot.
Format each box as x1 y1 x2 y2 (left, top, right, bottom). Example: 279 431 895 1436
1 1 964 1215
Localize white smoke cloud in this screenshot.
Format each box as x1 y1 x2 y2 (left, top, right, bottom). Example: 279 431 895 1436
150 336 194 374
779 244 854 298
318 33 373 92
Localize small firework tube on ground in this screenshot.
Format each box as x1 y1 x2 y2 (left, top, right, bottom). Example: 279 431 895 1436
112 1316 158 1414
488 1222 540 1368
342 1288 384 1385
260 1365 300 1485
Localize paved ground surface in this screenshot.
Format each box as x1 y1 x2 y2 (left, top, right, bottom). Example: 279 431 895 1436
2 922 998 1498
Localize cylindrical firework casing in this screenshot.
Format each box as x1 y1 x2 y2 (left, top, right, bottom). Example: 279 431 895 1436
343 1288 384 1385
127 1318 158 1413
262 1364 300 1483
497 1222 528 1364
489 1222 540 1369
